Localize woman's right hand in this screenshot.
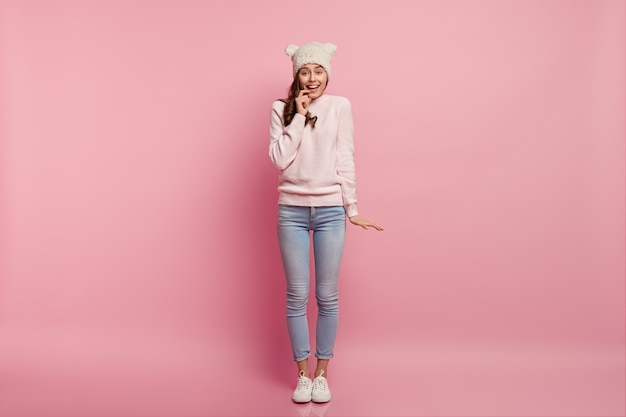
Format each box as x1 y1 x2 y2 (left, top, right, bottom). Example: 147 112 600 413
295 89 312 115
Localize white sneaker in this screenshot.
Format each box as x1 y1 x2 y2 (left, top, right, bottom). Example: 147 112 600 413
311 370 331 403
292 370 313 403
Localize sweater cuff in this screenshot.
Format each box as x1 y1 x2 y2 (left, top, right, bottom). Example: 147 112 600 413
345 204 358 218
292 113 306 123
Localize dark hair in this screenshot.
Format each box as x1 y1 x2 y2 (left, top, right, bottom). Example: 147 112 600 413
279 72 324 128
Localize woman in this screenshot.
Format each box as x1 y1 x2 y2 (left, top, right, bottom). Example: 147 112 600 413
269 41 383 404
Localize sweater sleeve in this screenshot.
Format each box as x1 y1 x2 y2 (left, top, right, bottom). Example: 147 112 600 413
269 100 306 170
336 98 359 217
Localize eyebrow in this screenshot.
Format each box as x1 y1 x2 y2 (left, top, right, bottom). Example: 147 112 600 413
300 65 324 71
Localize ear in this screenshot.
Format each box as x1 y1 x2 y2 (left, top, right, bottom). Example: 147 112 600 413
285 44 299 56
322 43 337 56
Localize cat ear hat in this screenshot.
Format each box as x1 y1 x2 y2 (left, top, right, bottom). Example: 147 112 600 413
285 42 337 79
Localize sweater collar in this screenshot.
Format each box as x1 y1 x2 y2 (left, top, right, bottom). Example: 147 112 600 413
309 93 330 110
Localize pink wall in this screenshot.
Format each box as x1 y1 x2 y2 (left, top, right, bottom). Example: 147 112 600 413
0 0 624 415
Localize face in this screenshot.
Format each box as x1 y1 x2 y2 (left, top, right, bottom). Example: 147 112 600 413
297 64 328 100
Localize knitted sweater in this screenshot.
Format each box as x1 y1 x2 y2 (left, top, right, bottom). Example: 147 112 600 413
269 94 358 217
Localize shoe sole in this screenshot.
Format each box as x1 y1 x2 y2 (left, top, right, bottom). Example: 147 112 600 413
292 397 312 403
311 396 331 403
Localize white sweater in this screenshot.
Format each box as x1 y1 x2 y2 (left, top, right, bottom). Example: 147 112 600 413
269 94 358 217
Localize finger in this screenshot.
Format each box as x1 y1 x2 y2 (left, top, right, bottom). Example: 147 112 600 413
297 95 311 104
366 222 384 231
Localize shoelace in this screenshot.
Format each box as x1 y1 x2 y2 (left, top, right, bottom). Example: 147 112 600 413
296 371 311 390
313 371 328 391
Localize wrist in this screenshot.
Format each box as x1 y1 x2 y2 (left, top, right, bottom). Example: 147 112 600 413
345 204 358 218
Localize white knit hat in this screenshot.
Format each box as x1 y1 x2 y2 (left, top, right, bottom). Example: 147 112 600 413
285 41 337 79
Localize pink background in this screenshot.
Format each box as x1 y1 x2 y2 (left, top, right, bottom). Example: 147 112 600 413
1 1 624 416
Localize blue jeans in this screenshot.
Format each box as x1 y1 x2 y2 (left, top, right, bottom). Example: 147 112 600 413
277 205 346 362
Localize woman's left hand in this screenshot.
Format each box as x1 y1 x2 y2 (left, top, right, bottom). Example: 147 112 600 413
349 215 384 231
